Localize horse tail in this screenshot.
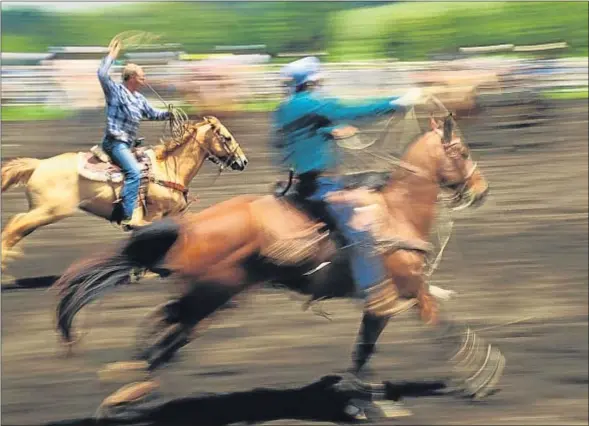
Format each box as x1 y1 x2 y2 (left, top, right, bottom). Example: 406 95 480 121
53 218 181 344
1 158 41 192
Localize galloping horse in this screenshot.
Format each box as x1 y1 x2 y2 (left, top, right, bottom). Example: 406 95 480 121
54 114 504 416
1 116 248 273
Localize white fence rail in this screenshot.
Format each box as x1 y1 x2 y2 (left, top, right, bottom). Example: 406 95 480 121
2 58 587 108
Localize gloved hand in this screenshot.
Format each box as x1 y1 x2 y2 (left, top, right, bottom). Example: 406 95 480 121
393 88 423 108
167 103 175 118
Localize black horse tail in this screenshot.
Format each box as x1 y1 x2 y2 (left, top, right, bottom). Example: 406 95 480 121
54 218 181 344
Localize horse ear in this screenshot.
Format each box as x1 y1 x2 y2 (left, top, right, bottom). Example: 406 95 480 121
204 116 219 128
443 113 453 144
429 115 439 131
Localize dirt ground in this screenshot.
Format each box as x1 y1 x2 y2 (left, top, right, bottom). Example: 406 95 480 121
1 101 587 425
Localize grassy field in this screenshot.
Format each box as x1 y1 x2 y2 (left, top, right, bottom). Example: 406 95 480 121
542 88 589 101
1 105 74 122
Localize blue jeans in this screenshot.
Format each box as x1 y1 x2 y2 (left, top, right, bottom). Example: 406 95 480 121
306 176 386 295
102 139 141 220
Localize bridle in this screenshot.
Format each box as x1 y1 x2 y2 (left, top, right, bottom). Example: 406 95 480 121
149 120 241 207
169 119 241 171
202 125 241 172
435 118 480 207
385 114 479 208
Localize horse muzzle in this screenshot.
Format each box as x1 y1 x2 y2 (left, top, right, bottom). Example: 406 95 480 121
470 185 489 208
448 184 489 211
231 156 248 171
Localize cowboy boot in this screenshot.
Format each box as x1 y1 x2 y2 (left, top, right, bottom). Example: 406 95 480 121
363 279 418 318
121 206 151 232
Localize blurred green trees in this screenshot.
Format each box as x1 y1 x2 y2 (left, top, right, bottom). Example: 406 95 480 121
2 1 587 60
329 2 588 60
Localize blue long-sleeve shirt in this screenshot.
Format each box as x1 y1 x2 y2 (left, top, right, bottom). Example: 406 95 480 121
98 56 169 143
271 90 402 174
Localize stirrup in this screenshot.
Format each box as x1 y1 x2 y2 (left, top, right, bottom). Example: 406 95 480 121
364 280 418 318
120 218 136 232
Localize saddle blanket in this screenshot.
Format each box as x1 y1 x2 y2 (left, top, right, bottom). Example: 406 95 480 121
77 148 153 184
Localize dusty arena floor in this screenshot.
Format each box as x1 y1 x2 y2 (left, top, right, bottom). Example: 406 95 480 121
1 101 588 425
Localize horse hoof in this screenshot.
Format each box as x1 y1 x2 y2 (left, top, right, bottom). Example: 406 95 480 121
449 334 507 400
98 361 150 383
95 380 159 421
472 349 506 400
346 399 412 422
2 247 23 264
130 269 161 283
1 274 17 287
143 271 161 280
370 400 413 419
101 380 159 407
343 401 367 421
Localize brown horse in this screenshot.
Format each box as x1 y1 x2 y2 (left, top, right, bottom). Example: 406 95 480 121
54 114 504 417
1 116 248 274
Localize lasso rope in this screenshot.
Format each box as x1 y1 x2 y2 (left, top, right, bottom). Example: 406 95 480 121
110 30 162 50
110 31 191 143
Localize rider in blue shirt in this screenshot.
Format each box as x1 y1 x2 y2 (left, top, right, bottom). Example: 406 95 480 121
98 38 171 230
271 56 422 317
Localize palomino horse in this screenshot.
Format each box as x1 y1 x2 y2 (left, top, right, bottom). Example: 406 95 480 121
1 116 248 274
54 114 504 418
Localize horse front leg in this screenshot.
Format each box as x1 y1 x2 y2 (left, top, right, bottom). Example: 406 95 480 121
428 311 506 400
338 312 416 422
392 259 506 400
351 313 390 377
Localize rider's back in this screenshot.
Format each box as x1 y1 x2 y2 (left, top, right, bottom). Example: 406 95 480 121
274 91 399 176
274 91 338 175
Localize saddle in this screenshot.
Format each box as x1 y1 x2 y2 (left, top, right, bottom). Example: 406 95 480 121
78 142 153 224
253 171 434 267
78 143 152 184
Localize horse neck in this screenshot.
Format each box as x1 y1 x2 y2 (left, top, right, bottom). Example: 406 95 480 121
382 132 442 239
160 126 209 187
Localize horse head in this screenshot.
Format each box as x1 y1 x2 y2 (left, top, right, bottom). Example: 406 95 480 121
201 116 248 171
429 113 489 209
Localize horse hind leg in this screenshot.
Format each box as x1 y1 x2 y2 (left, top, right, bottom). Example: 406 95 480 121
97 299 201 383
1 204 74 272
133 298 214 372
98 280 236 383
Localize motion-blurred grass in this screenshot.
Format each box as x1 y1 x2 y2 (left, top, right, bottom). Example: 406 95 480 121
1 105 74 121
542 88 589 100
3 2 587 60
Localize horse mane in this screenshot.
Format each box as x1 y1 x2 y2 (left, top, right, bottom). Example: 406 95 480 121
153 118 210 160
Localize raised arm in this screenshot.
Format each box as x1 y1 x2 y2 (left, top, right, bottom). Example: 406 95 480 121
97 39 122 99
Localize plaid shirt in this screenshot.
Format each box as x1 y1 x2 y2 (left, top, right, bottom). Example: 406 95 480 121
98 56 169 143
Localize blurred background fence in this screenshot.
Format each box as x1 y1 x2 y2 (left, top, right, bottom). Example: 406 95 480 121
2 56 587 109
